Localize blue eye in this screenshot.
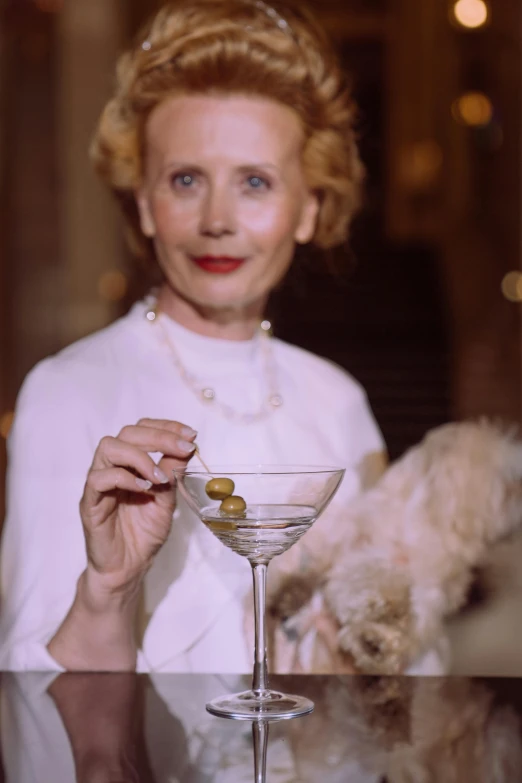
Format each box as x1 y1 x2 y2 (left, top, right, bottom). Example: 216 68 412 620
172 173 195 189
247 175 269 190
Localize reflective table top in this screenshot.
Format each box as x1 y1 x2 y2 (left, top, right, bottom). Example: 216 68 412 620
1 672 522 781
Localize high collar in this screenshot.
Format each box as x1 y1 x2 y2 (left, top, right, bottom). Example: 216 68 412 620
131 297 263 373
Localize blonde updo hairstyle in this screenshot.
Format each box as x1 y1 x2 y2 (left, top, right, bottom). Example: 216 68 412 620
91 0 364 262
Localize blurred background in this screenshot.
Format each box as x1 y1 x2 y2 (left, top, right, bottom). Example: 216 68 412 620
0 0 521 672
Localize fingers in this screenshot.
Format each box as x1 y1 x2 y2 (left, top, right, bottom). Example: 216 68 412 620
91 439 168 484
91 421 197 474
86 466 156 495
118 428 195 457
83 420 198 508
135 418 197 440
118 420 197 457
157 454 192 480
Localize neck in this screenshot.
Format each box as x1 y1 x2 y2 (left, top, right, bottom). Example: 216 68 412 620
156 283 266 341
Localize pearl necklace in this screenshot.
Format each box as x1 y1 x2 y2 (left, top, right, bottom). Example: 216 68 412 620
145 302 284 424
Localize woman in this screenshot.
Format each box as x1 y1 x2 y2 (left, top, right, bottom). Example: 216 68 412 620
0 0 385 673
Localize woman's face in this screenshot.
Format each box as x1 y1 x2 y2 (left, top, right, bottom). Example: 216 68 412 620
137 94 319 313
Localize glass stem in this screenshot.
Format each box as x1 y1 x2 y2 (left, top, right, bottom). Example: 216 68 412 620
252 720 269 782
251 562 269 697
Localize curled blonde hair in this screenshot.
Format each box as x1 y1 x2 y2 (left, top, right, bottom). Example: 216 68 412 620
91 0 364 261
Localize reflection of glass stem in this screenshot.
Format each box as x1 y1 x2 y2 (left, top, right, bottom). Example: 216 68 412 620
253 720 269 783
252 563 269 696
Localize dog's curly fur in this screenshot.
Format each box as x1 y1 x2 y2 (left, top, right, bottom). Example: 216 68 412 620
262 420 522 674
280 675 522 781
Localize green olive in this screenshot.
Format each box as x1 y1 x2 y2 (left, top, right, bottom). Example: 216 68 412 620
219 495 247 516
205 477 235 500
207 520 238 532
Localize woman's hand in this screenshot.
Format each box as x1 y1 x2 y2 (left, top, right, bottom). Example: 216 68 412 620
48 418 196 671
80 418 197 595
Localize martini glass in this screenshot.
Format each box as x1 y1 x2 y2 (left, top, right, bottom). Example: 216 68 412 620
174 465 345 721
252 720 269 782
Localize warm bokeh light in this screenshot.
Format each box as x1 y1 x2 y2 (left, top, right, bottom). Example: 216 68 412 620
98 270 128 302
0 412 15 440
398 140 443 192
451 92 493 127
501 272 522 303
452 0 489 29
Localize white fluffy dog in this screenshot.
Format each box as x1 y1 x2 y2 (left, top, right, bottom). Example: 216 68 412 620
262 420 522 674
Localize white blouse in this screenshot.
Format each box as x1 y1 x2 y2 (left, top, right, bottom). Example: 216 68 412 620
0 298 385 673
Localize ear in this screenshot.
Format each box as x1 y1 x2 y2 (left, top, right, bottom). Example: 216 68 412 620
135 189 156 238
294 190 320 245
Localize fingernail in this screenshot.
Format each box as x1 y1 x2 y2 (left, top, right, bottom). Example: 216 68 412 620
153 467 169 484
136 478 153 491
181 426 198 439
178 440 197 455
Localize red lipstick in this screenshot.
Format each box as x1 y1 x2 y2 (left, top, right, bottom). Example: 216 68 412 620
191 255 246 274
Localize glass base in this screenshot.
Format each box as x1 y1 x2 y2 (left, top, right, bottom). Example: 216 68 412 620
206 689 314 721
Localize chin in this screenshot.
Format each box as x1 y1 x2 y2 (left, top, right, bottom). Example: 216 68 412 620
184 285 265 313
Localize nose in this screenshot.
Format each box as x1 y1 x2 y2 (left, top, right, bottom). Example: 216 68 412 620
199 185 236 237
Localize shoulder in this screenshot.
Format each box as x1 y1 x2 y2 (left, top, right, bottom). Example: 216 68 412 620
274 338 386 471
8 305 154 479
274 338 367 408
46 304 141 373
9 312 142 463
17 303 143 411
9 312 143 467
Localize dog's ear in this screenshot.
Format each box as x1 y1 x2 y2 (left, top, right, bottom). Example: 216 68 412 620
358 450 388 491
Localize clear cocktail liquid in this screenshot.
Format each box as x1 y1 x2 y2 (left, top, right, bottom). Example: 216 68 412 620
202 503 316 564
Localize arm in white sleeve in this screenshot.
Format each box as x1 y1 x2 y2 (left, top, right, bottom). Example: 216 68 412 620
0 359 94 670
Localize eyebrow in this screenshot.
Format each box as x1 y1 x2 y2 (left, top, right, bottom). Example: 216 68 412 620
236 163 280 173
162 161 281 174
